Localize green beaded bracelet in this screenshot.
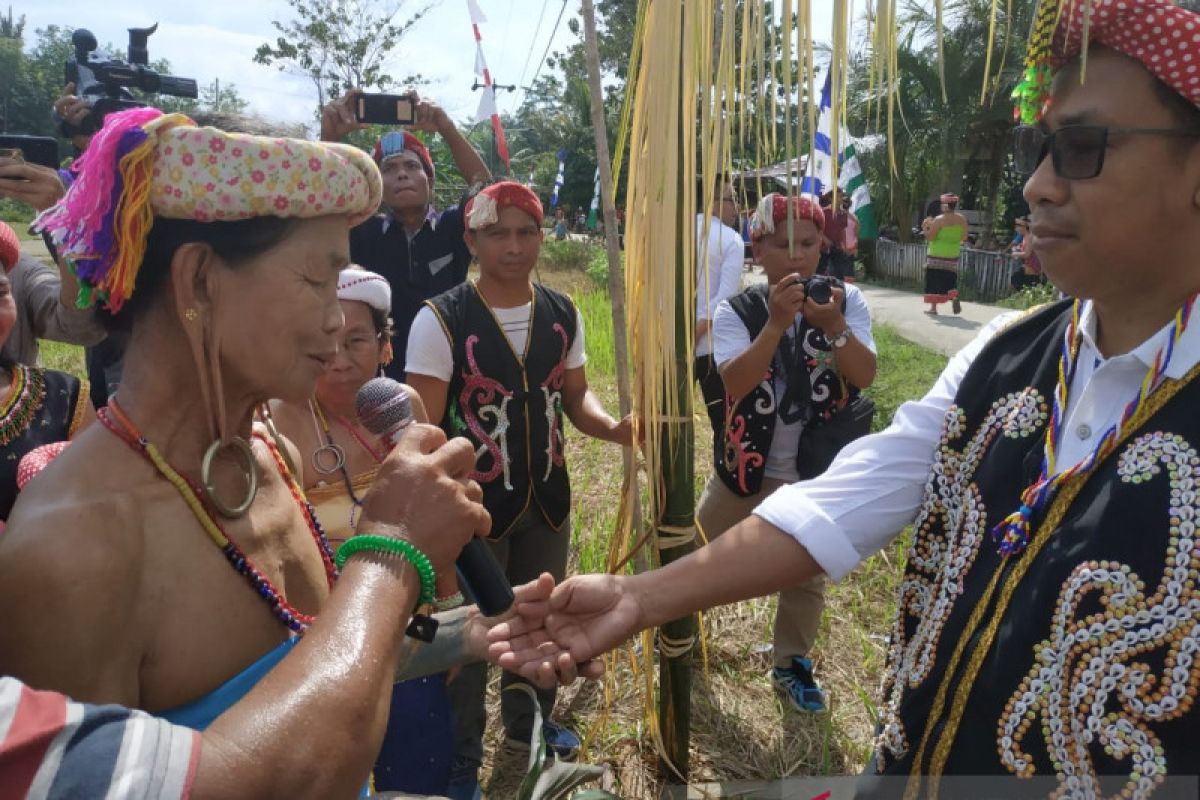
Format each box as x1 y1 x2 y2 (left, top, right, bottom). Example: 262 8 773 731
336 535 437 606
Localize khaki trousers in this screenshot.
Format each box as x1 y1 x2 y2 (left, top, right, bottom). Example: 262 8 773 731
696 473 826 669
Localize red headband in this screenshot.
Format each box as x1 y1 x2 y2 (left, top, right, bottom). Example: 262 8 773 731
940 193 959 205
0 221 19 273
749 193 826 240
373 131 435 183
465 181 544 229
1017 0 1200 123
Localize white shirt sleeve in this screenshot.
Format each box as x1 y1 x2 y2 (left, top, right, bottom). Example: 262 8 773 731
842 283 876 354
752 311 1023 581
715 232 745 310
404 305 454 382
712 299 753 368
567 306 587 369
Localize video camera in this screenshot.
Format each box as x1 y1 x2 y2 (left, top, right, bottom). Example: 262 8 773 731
61 24 198 136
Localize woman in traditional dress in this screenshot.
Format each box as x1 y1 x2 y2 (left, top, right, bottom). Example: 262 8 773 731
0 220 93 519
0 108 501 794
921 192 969 315
269 266 458 796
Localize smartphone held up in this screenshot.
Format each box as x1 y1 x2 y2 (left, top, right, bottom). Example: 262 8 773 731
355 93 417 126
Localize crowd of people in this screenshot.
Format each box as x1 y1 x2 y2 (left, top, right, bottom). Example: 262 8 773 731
2 0 1200 798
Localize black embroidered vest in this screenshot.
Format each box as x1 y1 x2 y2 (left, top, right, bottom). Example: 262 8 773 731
0 367 84 519
426 282 576 540
865 300 1200 797
715 282 854 496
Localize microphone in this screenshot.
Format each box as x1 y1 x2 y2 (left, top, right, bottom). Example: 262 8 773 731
356 378 514 616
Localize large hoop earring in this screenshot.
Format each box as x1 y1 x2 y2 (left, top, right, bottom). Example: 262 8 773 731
201 436 259 518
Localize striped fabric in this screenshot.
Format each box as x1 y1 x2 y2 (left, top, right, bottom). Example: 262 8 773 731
0 677 198 800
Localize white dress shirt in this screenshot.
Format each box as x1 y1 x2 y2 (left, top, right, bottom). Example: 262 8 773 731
695 214 746 358
755 301 1200 581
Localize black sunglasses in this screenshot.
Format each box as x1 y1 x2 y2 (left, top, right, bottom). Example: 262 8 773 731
1012 124 1200 180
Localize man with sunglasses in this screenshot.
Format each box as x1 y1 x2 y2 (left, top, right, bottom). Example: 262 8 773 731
490 1 1200 794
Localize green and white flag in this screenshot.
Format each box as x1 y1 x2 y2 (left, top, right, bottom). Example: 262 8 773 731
803 70 879 240
587 166 601 230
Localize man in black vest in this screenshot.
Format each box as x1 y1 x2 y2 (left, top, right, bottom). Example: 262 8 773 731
490 1 1200 794
320 89 490 380
405 180 632 798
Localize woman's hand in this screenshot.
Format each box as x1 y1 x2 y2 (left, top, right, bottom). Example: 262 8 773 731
358 423 490 577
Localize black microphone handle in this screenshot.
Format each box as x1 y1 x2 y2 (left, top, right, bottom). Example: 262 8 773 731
455 537 514 617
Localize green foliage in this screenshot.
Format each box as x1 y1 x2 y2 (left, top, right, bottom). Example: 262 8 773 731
507 684 617 800
538 239 595 273
585 247 616 287
0 197 34 230
996 280 1058 310
575 289 615 380
254 0 431 119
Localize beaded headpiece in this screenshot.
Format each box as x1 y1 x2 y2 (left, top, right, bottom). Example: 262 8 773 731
1014 0 1200 125
465 180 544 229
373 131 435 183
33 107 383 312
0 221 18 273
749 192 826 240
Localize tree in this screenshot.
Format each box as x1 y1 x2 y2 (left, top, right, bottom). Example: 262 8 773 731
254 0 432 118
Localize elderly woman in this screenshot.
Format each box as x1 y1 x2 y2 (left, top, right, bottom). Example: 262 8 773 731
270 266 458 796
921 192 969 315
0 108 500 778
0 221 93 519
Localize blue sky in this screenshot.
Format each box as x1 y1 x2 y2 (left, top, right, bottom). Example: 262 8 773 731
20 1 837 132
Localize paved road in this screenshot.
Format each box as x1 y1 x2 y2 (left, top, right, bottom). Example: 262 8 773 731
743 267 1008 357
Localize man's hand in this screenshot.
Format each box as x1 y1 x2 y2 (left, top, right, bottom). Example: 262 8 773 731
319 88 370 143
408 92 451 136
0 159 67 212
608 414 636 447
53 83 92 132
358 423 491 576
487 574 643 684
766 274 806 334
802 285 847 336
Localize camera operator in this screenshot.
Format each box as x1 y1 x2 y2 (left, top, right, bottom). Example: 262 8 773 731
321 88 490 380
0 152 106 366
698 192 876 713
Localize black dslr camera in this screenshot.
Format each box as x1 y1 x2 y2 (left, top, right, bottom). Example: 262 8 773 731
61 24 198 136
798 274 834 305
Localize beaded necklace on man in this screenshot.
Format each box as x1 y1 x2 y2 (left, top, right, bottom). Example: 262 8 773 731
992 294 1198 554
100 399 339 633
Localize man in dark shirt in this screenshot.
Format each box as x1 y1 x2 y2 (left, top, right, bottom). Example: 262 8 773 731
321 89 490 379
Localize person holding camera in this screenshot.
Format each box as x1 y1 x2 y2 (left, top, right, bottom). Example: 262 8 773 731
699 192 876 712
321 88 490 381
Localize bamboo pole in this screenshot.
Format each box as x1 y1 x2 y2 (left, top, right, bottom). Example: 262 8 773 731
580 0 646 574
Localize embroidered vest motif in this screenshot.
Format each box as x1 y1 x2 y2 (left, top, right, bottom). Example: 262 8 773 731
427 282 576 540
864 300 1200 799
714 282 854 497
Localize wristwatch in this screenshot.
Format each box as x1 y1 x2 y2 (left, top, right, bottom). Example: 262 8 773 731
829 328 852 349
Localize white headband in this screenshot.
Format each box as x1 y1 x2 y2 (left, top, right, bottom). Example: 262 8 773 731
336 268 391 313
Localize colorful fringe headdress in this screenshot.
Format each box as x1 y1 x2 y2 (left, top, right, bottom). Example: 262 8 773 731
749 192 825 240
34 107 383 312
464 180 544 229
1014 0 1200 124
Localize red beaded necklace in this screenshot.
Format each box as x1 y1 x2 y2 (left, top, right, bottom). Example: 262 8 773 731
100 401 338 633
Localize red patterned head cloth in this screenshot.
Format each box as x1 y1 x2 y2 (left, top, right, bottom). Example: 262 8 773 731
16 441 70 491
940 193 960 205
1015 0 1200 124
749 192 826 240
373 131 435 183
0 221 18 273
464 181 545 229
32 107 383 312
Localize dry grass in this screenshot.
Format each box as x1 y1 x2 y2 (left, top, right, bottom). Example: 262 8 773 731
473 267 944 798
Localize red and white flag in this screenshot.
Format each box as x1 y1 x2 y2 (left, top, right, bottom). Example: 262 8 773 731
467 0 510 168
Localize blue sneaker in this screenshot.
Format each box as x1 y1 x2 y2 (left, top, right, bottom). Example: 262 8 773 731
771 656 826 712
506 720 581 761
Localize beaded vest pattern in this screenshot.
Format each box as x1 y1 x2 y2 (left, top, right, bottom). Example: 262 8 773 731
869 302 1200 799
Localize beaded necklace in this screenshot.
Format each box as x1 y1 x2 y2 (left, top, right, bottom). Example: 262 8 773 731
0 366 46 446
310 398 385 529
100 400 339 633
991 295 1197 555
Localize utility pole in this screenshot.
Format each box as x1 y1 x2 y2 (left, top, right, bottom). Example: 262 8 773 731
471 79 516 174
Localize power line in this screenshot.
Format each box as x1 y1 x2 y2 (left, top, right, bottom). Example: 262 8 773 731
515 0 552 95
517 0 568 110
